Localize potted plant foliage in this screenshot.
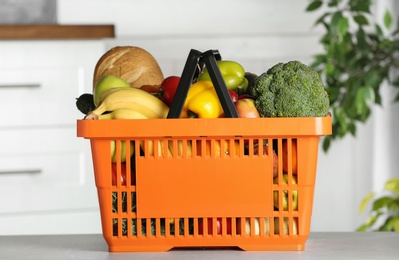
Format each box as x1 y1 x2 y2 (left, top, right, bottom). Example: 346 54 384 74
357 178 399 231
305 0 399 152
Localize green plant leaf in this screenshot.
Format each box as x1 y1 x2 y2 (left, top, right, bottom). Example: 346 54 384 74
354 14 369 25
342 81 361 118
359 192 375 213
379 217 391 231
356 223 369 232
385 178 399 192
366 70 381 88
355 89 366 115
306 0 323 12
327 0 341 7
327 87 340 104
389 198 399 212
330 11 343 31
393 79 399 87
384 10 393 29
372 196 393 211
338 17 349 38
381 216 399 231
364 86 375 104
331 41 348 62
325 62 336 77
333 106 348 137
356 28 369 49
348 122 356 136
314 13 330 26
357 211 382 231
375 24 384 38
351 2 371 13
322 136 331 152
359 105 371 122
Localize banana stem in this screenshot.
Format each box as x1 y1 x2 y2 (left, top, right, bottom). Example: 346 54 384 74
84 111 99 120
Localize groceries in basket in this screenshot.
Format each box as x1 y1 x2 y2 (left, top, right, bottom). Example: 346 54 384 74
76 45 330 120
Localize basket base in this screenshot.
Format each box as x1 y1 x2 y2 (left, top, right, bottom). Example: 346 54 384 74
108 244 305 252
105 237 307 252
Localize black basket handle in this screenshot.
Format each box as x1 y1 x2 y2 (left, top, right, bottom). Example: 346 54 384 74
167 49 239 119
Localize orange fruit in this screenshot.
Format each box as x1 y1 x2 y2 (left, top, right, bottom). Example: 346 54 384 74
282 139 297 174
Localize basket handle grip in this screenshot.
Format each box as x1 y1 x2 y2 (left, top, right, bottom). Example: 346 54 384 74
167 49 239 119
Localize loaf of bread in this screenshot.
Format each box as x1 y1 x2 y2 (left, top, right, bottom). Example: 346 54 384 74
93 46 164 90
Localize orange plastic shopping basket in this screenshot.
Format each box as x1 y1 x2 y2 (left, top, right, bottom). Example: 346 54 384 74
77 49 332 252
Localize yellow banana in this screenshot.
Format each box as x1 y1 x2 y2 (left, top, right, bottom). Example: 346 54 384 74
102 110 140 162
85 88 169 120
96 87 129 107
238 218 270 236
140 139 193 158
274 217 298 235
97 108 169 158
99 109 148 120
110 140 134 163
140 139 172 157
168 140 193 157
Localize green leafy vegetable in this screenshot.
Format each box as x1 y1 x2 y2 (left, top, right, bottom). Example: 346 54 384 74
249 60 330 117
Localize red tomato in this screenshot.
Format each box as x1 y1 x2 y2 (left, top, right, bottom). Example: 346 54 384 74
159 76 180 106
198 218 232 235
111 163 127 186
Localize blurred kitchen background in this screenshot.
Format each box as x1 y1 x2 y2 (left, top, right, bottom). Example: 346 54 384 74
0 0 398 235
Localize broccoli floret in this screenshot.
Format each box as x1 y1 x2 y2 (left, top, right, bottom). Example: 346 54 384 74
250 60 329 117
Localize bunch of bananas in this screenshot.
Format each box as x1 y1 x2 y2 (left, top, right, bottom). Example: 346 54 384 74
75 71 169 121
76 74 172 160
84 86 169 120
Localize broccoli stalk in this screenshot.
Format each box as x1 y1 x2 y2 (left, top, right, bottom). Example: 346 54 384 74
250 61 330 117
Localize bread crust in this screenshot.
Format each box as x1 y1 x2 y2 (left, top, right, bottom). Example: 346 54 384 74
93 46 164 90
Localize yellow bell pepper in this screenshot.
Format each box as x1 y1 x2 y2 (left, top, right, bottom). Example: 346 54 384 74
182 80 223 118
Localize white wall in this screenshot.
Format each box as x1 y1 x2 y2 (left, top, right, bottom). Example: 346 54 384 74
58 0 399 232
58 0 322 36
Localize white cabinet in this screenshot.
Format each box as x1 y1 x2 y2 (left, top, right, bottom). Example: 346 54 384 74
0 67 84 127
0 40 106 235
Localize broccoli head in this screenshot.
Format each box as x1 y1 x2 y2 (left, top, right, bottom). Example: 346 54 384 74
250 60 330 117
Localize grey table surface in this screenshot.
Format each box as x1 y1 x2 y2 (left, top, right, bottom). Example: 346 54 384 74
0 232 398 260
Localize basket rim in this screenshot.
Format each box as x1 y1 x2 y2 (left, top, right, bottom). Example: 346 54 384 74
77 116 332 139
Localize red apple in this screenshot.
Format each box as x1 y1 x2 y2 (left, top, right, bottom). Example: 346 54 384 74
234 98 260 118
198 218 232 235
